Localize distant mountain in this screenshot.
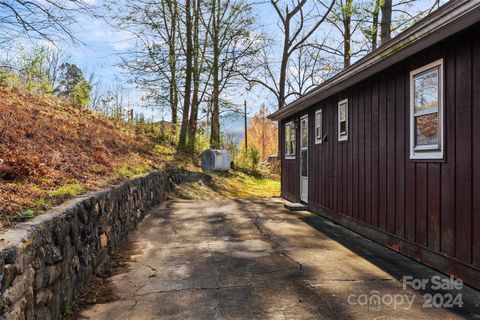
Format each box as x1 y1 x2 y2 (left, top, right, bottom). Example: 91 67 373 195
220 113 252 147
221 113 252 134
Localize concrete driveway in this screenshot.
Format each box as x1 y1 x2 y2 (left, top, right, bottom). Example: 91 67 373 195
79 198 479 319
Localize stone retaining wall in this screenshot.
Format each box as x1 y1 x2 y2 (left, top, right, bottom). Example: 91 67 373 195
0 170 172 319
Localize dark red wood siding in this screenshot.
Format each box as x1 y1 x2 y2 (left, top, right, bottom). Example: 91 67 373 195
279 24 480 288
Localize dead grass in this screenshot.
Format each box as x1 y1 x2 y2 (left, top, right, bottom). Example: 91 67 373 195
0 85 197 227
0 85 278 230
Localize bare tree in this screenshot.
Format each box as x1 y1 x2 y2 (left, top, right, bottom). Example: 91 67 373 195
0 0 93 45
324 0 370 68
245 0 334 110
380 0 392 43
360 0 381 51
187 0 211 150
287 43 338 98
113 0 182 126
178 0 194 148
273 0 334 108
204 0 263 148
379 0 446 46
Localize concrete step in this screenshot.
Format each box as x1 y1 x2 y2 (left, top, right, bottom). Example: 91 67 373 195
284 202 308 211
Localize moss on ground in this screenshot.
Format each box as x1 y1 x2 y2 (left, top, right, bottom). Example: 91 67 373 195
170 170 280 200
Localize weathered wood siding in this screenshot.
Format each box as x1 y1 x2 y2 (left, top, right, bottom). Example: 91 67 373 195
279 24 480 288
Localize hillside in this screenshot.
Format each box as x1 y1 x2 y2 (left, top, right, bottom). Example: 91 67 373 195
0 85 180 224
0 85 279 228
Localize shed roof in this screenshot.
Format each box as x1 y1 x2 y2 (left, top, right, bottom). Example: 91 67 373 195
269 0 480 121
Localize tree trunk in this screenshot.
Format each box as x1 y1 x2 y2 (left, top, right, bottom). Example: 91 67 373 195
168 0 178 125
187 0 201 151
371 0 380 50
278 17 290 110
343 0 352 68
179 0 193 148
210 0 221 149
380 0 392 44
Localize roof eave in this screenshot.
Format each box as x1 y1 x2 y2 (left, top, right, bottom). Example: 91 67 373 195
269 0 480 121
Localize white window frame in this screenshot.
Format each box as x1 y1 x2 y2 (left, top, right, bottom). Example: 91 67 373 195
315 109 323 144
409 59 444 160
338 99 348 142
285 121 296 159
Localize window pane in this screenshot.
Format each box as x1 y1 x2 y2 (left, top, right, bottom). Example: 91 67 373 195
316 111 322 140
414 68 439 113
415 113 439 147
285 124 290 155
339 104 347 122
301 119 308 148
340 121 347 135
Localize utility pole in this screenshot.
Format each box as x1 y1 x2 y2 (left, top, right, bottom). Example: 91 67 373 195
244 100 248 151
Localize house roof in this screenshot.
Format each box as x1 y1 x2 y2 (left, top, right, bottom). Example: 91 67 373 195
268 0 480 121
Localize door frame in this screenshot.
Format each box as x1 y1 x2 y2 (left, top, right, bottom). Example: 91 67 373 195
300 114 308 203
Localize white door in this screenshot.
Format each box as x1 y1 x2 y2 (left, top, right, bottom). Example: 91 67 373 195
300 115 308 203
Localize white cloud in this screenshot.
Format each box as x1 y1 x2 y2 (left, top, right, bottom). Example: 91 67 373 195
81 22 135 51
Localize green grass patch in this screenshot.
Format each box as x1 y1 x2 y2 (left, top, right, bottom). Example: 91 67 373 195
62 304 73 316
114 163 151 179
11 209 38 222
170 170 280 200
49 182 86 198
218 171 280 198
34 197 51 209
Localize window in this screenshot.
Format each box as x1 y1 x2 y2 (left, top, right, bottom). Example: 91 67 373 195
338 99 348 141
315 109 323 144
285 121 296 159
410 59 444 159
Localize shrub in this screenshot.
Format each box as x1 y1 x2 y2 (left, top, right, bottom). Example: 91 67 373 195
234 146 266 176
73 79 91 109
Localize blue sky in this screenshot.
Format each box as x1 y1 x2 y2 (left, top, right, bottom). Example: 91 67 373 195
17 0 447 124
60 0 280 122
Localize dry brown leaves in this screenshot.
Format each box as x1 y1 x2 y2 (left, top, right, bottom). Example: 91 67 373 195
0 85 165 217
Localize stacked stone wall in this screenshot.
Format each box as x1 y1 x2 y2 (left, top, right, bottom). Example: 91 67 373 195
0 171 172 319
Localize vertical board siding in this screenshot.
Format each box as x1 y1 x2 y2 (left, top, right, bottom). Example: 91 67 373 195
415 163 428 247
395 66 406 238
428 163 441 251
280 25 480 281
378 79 388 231
371 82 380 228
387 75 397 234
441 40 456 257
454 32 472 264
473 24 480 267
359 85 366 223
364 85 373 226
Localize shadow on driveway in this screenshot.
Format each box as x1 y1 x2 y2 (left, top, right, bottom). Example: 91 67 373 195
77 198 479 319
